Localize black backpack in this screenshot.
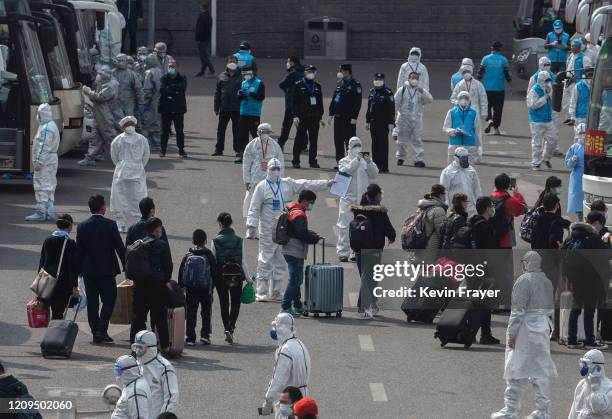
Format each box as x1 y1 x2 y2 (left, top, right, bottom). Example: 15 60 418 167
125 238 154 281
490 195 511 238
349 214 374 252
273 208 299 245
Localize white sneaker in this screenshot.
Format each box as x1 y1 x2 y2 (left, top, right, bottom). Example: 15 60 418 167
354 310 373 320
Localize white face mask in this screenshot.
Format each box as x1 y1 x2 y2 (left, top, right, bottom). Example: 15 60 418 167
463 73 472 81
243 74 253 81
305 72 315 80
286 62 292 70
543 65 551 71
269 169 281 181
124 126 136 134
278 404 293 416
227 62 238 71
409 55 419 63
349 146 362 158
137 54 146 61
373 80 384 87
336 72 343 79
409 79 418 87
260 133 270 141
458 98 469 108
554 28 562 34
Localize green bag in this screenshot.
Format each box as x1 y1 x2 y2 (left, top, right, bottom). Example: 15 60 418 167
240 282 256 304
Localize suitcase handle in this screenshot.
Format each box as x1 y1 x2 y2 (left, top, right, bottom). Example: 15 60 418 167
63 296 82 322
313 237 325 264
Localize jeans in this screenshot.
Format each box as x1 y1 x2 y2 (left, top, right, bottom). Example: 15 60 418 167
282 255 305 310
161 113 185 154
185 288 212 341
197 41 215 74
83 275 117 336
215 281 242 333
216 111 240 153
356 250 381 312
130 280 169 348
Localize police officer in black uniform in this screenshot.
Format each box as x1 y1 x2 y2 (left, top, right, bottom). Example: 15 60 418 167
329 63 362 167
291 65 324 169
365 73 395 173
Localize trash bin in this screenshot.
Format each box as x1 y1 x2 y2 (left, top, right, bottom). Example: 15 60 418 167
304 17 347 59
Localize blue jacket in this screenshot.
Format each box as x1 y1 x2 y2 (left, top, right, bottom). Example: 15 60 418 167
449 106 477 146
565 141 584 213
546 31 569 63
479 51 510 92
234 50 254 70
574 80 590 119
239 77 265 116
528 84 552 123
451 72 463 90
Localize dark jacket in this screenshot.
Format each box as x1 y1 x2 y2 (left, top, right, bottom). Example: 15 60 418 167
292 78 324 120
214 70 242 113
126 218 168 247
212 228 242 265
195 10 212 42
530 211 565 250
177 246 220 288
76 214 125 278
329 77 362 119
39 234 79 298
0 375 42 419
468 214 498 249
158 73 187 114
351 202 396 251
116 0 142 20
279 64 304 108
440 211 468 249
147 234 173 283
282 202 320 259
365 86 395 125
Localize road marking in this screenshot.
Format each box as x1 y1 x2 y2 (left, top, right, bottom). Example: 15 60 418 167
325 197 338 208
349 292 359 307
358 335 375 351
369 383 388 402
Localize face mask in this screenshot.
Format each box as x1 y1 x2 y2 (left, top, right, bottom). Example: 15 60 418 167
117 62 127 69
463 73 472 81
409 55 419 63
270 328 278 340
95 74 103 83
260 133 270 141
306 203 314 211
113 362 126 379
278 404 293 416
286 62 292 70
336 72 343 79
124 126 136 134
458 157 469 168
137 54 146 62
305 72 315 80
458 99 469 108
227 62 238 71
269 169 281 181
168 68 177 76
580 363 589 377
373 80 384 87
554 28 562 34
157 52 166 58
543 65 551 71
244 74 253 81
130 343 147 358
409 79 418 87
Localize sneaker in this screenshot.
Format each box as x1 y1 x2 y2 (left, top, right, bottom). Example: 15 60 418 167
370 304 380 317
414 161 426 168
200 337 211 345
185 338 196 346
567 342 585 349
288 308 302 318
309 163 320 169
339 256 349 263
179 152 188 159
292 162 301 169
293 307 304 316
532 165 541 171
333 165 339 170
195 71 204 77
25 212 46 222
585 341 608 349
397 159 404 166
224 331 234 344
234 157 243 164
77 158 96 166
212 150 223 156
494 128 501 135
544 160 552 169
484 119 493 134
354 309 374 320
479 335 501 345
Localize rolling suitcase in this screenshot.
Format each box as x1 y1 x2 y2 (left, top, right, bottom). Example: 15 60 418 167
41 297 80 358
434 298 484 349
164 306 185 358
401 275 454 324
110 279 133 325
303 239 344 318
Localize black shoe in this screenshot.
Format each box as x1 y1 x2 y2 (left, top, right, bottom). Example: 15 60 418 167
195 71 204 77
480 335 501 345
200 337 211 345
234 157 243 164
179 152 188 159
101 334 115 344
379 169 389 173
339 256 349 262
544 160 551 169
309 163 321 169
212 150 223 156
414 161 426 168
567 120 575 126
563 118 573 125
159 153 166 158
207 72 216 78
397 159 404 166
92 335 104 344
292 162 301 169
484 119 493 134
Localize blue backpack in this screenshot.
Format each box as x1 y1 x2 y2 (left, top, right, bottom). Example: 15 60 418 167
181 254 211 290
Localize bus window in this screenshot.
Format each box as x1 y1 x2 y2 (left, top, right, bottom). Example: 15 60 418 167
599 89 612 135
16 21 52 103
47 21 74 89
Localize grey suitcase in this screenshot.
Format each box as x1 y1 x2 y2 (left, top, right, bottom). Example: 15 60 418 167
303 239 344 318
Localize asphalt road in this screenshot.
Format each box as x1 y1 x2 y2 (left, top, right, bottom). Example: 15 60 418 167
0 56 607 419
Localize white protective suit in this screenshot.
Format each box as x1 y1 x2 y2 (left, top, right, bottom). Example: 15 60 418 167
527 57 553 93
242 129 284 218
261 313 311 418
247 158 330 299
110 117 150 231
114 54 144 118
26 104 61 221
133 330 179 416
111 355 151 419
439 147 482 218
142 55 162 149
98 11 125 66
443 96 482 164
527 72 559 168
397 47 430 91
336 137 379 259
569 349 612 419
584 33 600 65
491 251 557 419
562 53 592 118
450 58 474 91
394 82 433 163
569 78 591 129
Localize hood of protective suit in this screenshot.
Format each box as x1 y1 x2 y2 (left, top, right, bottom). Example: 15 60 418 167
115 355 142 386
461 58 473 68
459 65 472 75
409 47 422 62
582 349 606 377
537 71 551 84
37 103 53 123
538 56 551 70
521 251 542 272
98 65 112 82
348 136 362 158
266 157 282 182
144 55 159 70
134 330 158 363
273 312 296 343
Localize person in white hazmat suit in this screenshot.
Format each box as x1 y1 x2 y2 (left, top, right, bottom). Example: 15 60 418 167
527 71 559 171
260 312 310 417
110 116 150 232
132 330 179 416
243 123 284 222
98 11 125 67
584 33 600 66
114 53 145 118
450 57 473 91
336 137 379 261
25 104 61 221
396 46 430 91
394 72 433 167
247 158 332 301
111 354 151 419
443 90 482 165
491 251 557 419
569 349 612 418
439 147 482 218
527 57 553 93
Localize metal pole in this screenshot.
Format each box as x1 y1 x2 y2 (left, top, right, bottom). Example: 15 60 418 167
147 0 155 48
211 0 217 56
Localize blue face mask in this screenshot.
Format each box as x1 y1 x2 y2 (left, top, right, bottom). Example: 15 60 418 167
580 365 589 377
168 68 176 76
270 328 278 340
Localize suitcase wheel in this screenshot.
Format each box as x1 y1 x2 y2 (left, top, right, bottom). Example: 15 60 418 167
336 312 342 318
303 312 309 317
314 313 319 318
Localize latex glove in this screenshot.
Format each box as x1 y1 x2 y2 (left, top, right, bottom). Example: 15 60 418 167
293 117 300 128
365 123 370 131
388 124 394 131
350 118 357 125
319 119 326 127
82 86 92 96
448 129 458 136
572 155 578 162
245 183 250 191
260 401 273 416
327 115 334 125
32 162 41 172
246 225 258 239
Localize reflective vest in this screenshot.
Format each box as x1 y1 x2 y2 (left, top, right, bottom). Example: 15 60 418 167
573 53 586 79
528 84 552 123
575 80 590 119
240 78 263 116
546 31 569 63
449 106 477 146
233 51 254 70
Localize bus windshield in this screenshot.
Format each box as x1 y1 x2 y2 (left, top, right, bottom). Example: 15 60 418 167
585 39 612 178
46 19 75 89
16 20 52 103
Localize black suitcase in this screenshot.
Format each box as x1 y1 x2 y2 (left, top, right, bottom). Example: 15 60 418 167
600 309 612 342
41 298 80 358
401 275 453 324
434 298 484 349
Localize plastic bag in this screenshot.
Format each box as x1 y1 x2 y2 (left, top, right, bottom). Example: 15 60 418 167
240 282 256 304
71 276 87 312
